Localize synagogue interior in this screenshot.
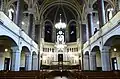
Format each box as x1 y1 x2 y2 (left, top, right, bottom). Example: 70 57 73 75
1 0 120 79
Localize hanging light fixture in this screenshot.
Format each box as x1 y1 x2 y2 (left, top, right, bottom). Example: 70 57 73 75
55 0 66 29
55 14 66 29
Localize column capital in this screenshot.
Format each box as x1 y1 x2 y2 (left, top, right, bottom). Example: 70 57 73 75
86 8 93 14
28 8 35 14
88 12 93 15
33 54 38 58
90 51 96 56
81 20 87 24
25 52 31 56
11 46 19 53
102 46 110 53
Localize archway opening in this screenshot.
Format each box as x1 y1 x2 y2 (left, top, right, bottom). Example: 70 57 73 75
104 35 120 70
32 52 38 70
0 36 17 71
20 46 31 71
91 46 101 71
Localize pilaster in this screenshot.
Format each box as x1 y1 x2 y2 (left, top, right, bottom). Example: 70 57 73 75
89 53 96 70
11 46 21 71
101 46 111 71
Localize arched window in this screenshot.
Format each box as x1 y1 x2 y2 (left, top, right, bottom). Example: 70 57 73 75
69 21 77 42
44 21 52 42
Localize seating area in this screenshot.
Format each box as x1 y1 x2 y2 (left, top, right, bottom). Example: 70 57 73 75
1 70 120 79
73 71 120 79
0 70 48 79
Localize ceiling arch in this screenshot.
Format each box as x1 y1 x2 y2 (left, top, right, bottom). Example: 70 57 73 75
39 0 82 21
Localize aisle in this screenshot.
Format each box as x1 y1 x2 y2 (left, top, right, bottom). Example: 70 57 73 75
53 76 68 79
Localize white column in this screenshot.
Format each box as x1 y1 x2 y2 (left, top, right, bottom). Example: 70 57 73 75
25 53 32 70
11 47 21 71
101 46 111 71
0 52 4 70
32 54 38 70
84 55 90 70
90 53 96 70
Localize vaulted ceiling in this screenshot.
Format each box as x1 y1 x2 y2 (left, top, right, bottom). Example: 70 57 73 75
5 0 116 23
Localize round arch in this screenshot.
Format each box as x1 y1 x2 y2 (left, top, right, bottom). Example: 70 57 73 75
20 46 31 70
91 0 115 9
0 35 18 47
44 19 54 27
32 51 37 55
21 46 30 53
0 35 18 71
39 1 81 21
91 46 100 52
104 35 120 46
103 35 120 70
84 51 89 55
6 0 28 12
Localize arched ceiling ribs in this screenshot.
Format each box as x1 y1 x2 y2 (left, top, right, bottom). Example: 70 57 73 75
65 6 77 20
39 1 81 21
44 19 54 27
81 4 86 22
33 0 39 9
61 5 67 24
6 0 28 11
34 5 40 23
9 3 15 10
105 3 113 10
68 19 77 26
44 6 58 20
91 0 115 9
54 6 60 25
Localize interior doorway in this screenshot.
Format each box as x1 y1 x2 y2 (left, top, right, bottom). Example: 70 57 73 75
58 54 63 62
4 58 10 70
112 57 118 70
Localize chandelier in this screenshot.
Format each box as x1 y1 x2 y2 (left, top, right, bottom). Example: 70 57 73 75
55 14 66 29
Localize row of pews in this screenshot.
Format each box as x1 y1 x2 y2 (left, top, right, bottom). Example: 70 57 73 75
0 70 48 79
73 70 120 79
1 70 120 79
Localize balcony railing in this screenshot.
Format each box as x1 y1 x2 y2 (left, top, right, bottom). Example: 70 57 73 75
83 11 120 49
0 11 38 50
